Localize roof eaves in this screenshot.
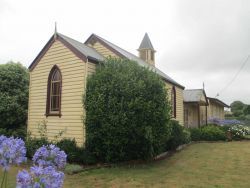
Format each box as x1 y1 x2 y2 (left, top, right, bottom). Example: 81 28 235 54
57 34 88 62
29 35 55 71
208 97 230 108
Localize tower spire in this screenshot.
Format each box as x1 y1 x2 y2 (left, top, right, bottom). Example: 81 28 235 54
138 33 156 66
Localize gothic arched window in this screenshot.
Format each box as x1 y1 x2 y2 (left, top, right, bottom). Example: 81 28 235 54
46 65 62 117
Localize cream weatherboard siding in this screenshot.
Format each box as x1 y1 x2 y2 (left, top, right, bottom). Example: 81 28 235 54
165 83 184 125
207 102 225 119
184 104 199 128
88 41 119 58
28 40 87 145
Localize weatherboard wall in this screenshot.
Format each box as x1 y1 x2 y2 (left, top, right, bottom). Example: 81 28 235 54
28 40 87 145
207 101 225 120
165 83 184 125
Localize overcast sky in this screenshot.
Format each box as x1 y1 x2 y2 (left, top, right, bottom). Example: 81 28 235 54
0 0 250 105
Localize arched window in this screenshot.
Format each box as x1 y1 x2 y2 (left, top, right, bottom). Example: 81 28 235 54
171 86 176 118
46 65 62 117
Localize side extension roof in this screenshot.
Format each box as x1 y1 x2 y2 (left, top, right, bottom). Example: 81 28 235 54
183 89 208 105
208 97 230 108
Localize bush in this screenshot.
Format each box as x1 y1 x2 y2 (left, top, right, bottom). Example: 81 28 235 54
55 139 96 164
201 126 226 141
183 129 191 144
166 120 191 150
25 137 51 159
0 127 26 140
56 139 79 163
0 62 29 130
227 124 250 140
84 58 172 162
189 128 202 141
190 125 226 141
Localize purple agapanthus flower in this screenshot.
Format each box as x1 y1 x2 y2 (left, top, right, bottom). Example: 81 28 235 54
0 136 27 171
208 117 241 126
16 166 64 188
32 145 67 170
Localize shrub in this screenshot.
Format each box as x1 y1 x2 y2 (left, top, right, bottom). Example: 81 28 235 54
166 120 191 150
0 62 29 131
0 127 27 140
183 129 191 144
56 138 97 165
84 58 172 162
25 137 51 159
190 125 226 141
189 128 202 141
227 124 250 140
200 126 226 141
56 139 78 163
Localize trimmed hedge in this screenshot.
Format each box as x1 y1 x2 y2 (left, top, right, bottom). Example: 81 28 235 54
84 58 172 162
190 125 226 141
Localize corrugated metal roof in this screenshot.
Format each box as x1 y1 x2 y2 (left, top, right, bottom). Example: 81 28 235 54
183 89 206 102
138 33 155 50
208 97 230 108
88 34 184 89
58 33 104 61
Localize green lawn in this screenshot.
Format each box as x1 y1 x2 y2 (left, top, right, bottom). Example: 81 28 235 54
2 141 250 187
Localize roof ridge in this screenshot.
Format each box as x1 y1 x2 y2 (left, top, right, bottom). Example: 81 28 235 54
85 33 185 89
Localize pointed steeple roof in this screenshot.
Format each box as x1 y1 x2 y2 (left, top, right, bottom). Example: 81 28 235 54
138 33 155 50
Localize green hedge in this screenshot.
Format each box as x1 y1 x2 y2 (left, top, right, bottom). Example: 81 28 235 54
84 58 172 162
190 125 226 141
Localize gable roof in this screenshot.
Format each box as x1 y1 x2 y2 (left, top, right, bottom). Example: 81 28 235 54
208 97 230 108
29 33 104 71
183 89 208 105
138 33 155 50
85 34 185 89
58 33 104 62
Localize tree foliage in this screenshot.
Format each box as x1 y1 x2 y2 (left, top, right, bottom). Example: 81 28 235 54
84 58 172 162
231 101 245 117
0 62 29 130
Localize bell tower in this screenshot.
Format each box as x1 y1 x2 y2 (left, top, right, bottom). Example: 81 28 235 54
138 33 156 66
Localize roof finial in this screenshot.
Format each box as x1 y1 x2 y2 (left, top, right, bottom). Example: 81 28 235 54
54 22 57 39
203 82 205 90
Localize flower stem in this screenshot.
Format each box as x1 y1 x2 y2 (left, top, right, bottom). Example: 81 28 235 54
4 171 7 188
0 170 6 188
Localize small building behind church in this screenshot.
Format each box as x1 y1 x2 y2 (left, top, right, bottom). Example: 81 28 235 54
183 89 229 128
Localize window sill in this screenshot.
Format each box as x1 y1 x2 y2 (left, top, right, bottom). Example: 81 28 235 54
45 113 62 118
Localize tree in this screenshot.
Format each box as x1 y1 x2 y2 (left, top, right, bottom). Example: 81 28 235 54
0 62 29 130
84 58 172 162
230 101 245 118
243 105 250 115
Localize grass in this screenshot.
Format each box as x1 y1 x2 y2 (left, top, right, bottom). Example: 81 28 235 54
2 141 250 187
